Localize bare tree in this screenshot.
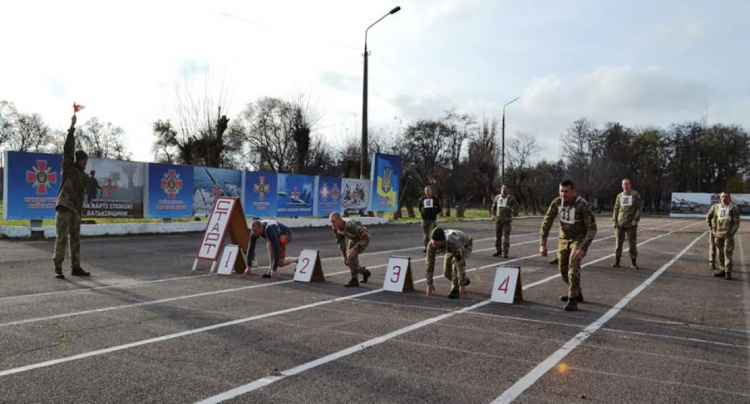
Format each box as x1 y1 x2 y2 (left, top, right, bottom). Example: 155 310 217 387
6 111 51 152
77 117 130 160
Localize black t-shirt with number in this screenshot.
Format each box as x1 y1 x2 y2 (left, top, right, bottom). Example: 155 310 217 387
418 196 442 221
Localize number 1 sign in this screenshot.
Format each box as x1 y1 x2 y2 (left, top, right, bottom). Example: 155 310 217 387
491 266 523 304
217 244 241 275
383 256 414 292
294 249 325 282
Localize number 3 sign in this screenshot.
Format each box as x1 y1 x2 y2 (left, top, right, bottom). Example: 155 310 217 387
294 249 325 282
383 256 414 292
491 266 523 304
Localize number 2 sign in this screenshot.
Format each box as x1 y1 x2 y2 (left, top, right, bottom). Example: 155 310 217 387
491 266 523 304
294 249 325 282
383 256 414 292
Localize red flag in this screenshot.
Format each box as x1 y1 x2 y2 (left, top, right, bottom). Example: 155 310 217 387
73 103 85 113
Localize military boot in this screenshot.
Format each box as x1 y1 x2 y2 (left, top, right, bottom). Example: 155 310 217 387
611 258 621 268
549 257 558 265
54 267 65 279
630 259 638 269
713 270 725 277
344 277 360 287
725 270 732 280
447 289 459 299
563 300 578 311
361 268 371 283
71 267 90 277
560 292 584 303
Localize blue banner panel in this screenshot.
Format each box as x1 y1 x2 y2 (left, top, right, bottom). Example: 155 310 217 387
3 151 61 219
316 176 342 217
277 173 315 217
193 167 242 217
84 158 145 218
368 153 401 212
145 163 194 218
244 171 278 217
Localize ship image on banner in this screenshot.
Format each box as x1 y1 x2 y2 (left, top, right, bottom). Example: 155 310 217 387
277 173 314 217
369 153 401 212
193 167 242 217
244 171 278 217
341 178 369 215
84 158 145 218
144 163 194 219
315 176 342 217
2 151 62 219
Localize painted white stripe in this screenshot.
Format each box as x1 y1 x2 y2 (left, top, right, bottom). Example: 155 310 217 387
0 222 684 379
193 223 698 403
738 233 750 386
492 231 707 403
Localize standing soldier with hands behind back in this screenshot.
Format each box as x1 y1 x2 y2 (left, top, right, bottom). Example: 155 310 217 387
53 104 91 279
418 186 442 253
707 192 741 280
612 178 642 269
491 184 520 258
540 179 597 311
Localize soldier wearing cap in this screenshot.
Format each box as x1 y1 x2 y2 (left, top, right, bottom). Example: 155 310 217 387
707 192 741 280
425 227 473 299
540 179 597 311
53 114 91 279
491 184 520 258
611 178 642 269
329 212 372 287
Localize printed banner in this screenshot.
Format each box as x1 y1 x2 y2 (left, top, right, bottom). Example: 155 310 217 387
315 176 342 217
244 171 278 217
368 153 401 212
84 158 145 218
145 163 194 218
2 151 61 219
277 173 315 217
670 192 750 219
341 178 369 215
193 167 242 217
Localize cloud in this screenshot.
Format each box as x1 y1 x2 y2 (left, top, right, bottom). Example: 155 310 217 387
387 94 451 121
656 21 706 46
319 71 360 93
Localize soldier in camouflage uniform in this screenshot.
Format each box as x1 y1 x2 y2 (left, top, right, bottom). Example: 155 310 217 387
707 192 741 280
418 186 442 253
53 114 91 279
611 178 642 269
540 179 597 311
491 184 520 258
705 204 720 270
329 212 372 287
425 227 472 299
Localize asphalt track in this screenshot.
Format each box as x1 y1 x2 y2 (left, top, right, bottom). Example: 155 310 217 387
0 217 748 403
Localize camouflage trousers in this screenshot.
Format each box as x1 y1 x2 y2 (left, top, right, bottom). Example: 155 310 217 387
494 220 512 255
708 233 719 267
346 238 370 278
614 226 638 259
557 239 583 300
421 220 437 248
716 236 734 273
53 207 82 268
443 251 470 291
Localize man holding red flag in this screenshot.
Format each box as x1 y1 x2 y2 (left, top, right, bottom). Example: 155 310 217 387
52 104 91 279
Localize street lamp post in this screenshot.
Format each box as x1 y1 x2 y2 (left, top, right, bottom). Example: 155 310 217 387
501 96 520 185
361 6 401 179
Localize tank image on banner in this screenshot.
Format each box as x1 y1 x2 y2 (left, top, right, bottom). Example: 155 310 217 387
277 173 314 217
84 158 145 218
193 167 242 217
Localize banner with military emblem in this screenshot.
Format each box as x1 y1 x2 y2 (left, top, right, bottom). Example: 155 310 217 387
84 158 145 218
341 178 369 215
144 163 193 218
315 176 342 217
244 171 278 217
277 174 315 217
193 167 242 217
2 151 61 219
368 153 401 212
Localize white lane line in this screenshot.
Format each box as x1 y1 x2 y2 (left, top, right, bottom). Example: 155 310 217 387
0 222 682 379
0 235 548 329
193 223 697 403
492 231 707 404
739 234 750 387
0 232 541 302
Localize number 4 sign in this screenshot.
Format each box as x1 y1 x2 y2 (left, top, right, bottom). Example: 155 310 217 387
383 256 414 292
491 266 523 304
294 249 325 282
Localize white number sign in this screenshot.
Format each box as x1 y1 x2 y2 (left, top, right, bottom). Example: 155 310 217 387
217 244 240 275
423 198 434 208
621 195 632 207
383 256 413 292
294 249 324 282
560 207 576 224
491 266 522 304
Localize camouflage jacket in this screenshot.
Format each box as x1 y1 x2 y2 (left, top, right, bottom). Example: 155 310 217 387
541 196 598 252
612 190 642 227
333 219 371 255
56 126 88 215
491 193 520 222
426 229 473 284
707 203 741 237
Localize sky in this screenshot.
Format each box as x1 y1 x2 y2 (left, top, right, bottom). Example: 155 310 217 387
2 0 749 164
